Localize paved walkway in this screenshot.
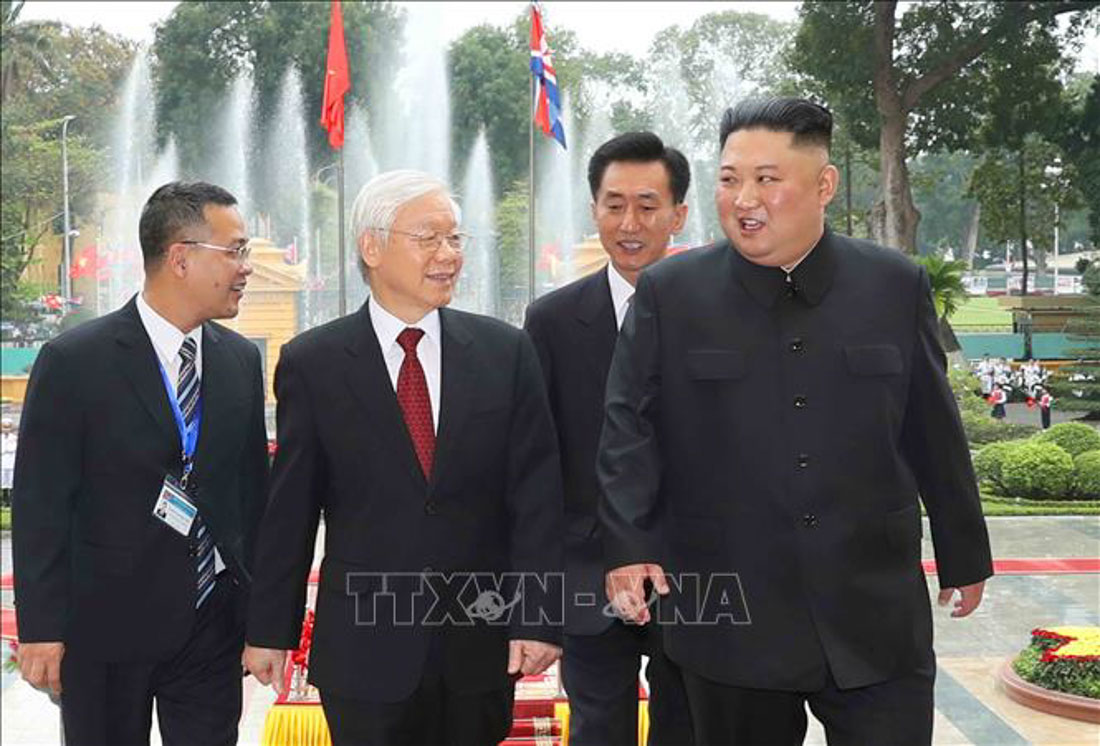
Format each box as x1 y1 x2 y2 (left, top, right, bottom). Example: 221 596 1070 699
3 516 1098 745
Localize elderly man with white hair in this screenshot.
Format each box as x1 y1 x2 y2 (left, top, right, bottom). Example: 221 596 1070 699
244 170 565 745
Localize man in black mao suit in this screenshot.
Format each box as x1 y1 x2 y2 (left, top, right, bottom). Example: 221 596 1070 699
524 132 694 746
13 182 269 745
244 170 564 745
599 99 993 745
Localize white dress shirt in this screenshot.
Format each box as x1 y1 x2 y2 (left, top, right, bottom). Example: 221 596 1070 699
369 297 442 433
135 292 224 574
607 263 636 331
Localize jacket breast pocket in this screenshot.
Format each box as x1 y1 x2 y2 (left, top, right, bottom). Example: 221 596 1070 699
844 344 903 377
686 350 747 381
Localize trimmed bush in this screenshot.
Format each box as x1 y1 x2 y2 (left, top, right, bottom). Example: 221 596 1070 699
1074 450 1100 499
961 409 1039 446
974 440 1027 493
1034 421 1100 457
1000 441 1075 499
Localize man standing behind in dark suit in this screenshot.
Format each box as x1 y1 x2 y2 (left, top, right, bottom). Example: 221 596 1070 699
13 181 270 745
244 170 564 745
525 132 694 746
599 99 994 745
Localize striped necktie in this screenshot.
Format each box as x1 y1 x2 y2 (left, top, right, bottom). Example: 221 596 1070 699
178 336 215 607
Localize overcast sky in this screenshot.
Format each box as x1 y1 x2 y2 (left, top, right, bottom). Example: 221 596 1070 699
19 0 1099 71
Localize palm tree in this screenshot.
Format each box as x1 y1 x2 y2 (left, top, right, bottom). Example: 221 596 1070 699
1 1 57 104
914 253 968 354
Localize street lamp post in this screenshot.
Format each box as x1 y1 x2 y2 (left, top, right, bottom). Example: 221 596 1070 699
1044 159 1063 293
60 115 76 300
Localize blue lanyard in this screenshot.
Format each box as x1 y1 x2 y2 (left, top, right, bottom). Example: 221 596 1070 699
157 359 202 488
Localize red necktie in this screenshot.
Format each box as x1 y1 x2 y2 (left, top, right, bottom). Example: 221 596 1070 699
396 327 435 478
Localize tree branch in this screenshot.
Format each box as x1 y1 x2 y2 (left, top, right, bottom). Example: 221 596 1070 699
900 1 1097 112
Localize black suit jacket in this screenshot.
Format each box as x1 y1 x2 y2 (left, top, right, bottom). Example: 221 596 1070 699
246 301 564 703
524 268 619 635
12 297 269 661
598 230 993 691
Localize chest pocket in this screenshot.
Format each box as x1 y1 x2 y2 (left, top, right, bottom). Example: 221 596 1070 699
844 344 903 377
686 350 747 381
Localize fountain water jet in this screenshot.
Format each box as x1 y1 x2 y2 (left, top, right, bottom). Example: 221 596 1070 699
455 128 496 316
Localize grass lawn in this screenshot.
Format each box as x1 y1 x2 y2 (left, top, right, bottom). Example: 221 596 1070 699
0 506 9 530
980 493 1100 515
951 296 1013 330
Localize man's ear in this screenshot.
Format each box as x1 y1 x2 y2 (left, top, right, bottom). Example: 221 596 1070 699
819 164 840 208
165 242 189 278
360 232 383 270
670 203 689 234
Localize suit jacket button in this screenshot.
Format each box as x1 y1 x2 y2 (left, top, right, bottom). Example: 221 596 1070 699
790 338 804 353
802 513 818 528
793 396 808 409
424 501 438 516
797 454 810 468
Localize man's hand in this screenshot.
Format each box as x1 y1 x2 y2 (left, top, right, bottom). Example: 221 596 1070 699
18 641 64 696
605 563 668 625
243 644 288 696
507 639 561 677
938 580 986 618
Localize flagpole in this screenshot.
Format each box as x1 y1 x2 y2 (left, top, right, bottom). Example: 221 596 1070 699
528 76 536 306
337 147 347 317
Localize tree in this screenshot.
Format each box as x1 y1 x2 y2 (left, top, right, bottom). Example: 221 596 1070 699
152 1 403 175
1 16 133 327
792 0 1098 253
448 22 530 197
1 0 56 103
448 12 643 197
969 135 1080 291
908 152 978 255
1058 74 1100 247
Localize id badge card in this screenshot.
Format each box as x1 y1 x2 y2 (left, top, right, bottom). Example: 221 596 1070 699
153 474 197 536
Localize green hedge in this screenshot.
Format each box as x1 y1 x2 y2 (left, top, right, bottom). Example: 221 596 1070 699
974 440 1027 493
961 409 1039 445
999 441 1075 499
1034 422 1100 457
1074 451 1100 499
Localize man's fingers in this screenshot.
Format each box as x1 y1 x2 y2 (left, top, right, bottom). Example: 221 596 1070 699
272 664 287 697
507 641 522 675
647 564 670 595
46 660 62 695
22 658 43 689
937 588 954 607
611 589 649 624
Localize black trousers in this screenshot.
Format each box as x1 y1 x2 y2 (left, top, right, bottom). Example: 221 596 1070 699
60 575 244 746
680 655 935 746
562 621 694 746
320 674 515 746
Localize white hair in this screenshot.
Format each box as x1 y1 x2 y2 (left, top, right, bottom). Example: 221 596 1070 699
350 170 461 283
351 169 461 241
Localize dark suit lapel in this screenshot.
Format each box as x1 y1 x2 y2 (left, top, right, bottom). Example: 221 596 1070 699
192 323 246 478
344 303 427 488
113 298 177 450
575 268 618 383
429 308 474 494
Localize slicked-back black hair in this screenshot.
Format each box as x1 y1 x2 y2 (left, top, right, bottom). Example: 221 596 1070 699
587 131 691 204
